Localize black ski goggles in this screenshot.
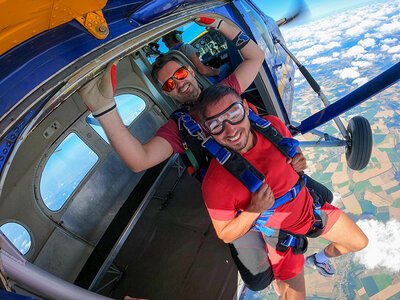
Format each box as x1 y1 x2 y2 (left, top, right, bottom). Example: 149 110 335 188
203 102 246 135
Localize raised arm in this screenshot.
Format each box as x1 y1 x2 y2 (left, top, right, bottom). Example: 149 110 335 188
79 61 173 173
195 16 265 93
189 53 220 77
211 182 274 243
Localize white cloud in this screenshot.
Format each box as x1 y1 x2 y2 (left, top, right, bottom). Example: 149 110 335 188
351 61 372 68
334 67 360 79
354 219 400 272
388 45 400 54
295 42 341 58
311 56 336 65
352 77 369 86
358 38 375 48
381 38 398 44
378 20 400 35
381 44 391 51
358 53 379 61
393 53 400 61
332 52 340 58
294 78 306 87
289 39 314 50
343 45 366 58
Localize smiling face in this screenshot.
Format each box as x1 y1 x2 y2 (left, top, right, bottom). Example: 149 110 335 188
157 61 201 104
204 94 255 153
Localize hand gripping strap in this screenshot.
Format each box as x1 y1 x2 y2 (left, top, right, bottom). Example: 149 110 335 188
253 175 306 229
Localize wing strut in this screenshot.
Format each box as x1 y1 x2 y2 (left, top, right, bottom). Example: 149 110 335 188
273 37 349 139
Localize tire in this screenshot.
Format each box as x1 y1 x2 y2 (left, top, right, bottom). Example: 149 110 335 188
345 116 373 170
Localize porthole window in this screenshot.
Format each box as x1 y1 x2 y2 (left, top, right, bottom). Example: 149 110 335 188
0 222 31 255
40 133 98 211
86 94 146 143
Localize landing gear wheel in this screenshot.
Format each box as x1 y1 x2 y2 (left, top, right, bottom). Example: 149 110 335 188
345 116 373 170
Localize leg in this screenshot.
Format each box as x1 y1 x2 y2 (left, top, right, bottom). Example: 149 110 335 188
276 269 306 300
229 229 274 291
266 245 305 299
320 210 368 258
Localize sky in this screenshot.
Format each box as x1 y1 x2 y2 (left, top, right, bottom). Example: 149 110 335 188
252 0 391 23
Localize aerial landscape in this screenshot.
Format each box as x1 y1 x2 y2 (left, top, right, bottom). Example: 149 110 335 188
245 0 400 299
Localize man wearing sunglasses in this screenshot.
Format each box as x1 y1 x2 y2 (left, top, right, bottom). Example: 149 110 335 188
193 85 368 300
80 15 266 173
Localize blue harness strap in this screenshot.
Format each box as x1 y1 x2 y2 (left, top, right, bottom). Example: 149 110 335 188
248 109 299 159
254 175 307 234
202 137 231 164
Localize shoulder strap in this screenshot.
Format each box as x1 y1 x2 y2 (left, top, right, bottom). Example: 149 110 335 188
171 110 209 179
248 110 298 159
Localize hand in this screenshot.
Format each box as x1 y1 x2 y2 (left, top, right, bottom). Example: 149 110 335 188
78 60 118 119
246 182 275 213
287 152 307 172
194 17 223 30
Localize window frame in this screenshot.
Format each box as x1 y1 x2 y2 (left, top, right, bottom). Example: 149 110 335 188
0 219 34 258
34 129 100 214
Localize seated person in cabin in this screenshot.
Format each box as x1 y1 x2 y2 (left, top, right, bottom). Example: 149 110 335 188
162 30 221 79
79 15 334 292
192 85 368 299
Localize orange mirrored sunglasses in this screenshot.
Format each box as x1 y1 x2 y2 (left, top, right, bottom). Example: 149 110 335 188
162 66 188 92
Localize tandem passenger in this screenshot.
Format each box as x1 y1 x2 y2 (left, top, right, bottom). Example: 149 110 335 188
192 85 369 299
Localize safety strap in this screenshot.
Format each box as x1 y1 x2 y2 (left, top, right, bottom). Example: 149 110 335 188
248 110 298 158
254 175 307 230
172 109 299 192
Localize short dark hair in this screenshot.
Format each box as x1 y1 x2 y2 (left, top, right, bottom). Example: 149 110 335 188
193 85 242 120
151 54 182 83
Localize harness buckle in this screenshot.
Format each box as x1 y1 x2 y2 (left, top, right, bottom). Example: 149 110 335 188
290 186 297 199
280 234 295 247
180 113 204 137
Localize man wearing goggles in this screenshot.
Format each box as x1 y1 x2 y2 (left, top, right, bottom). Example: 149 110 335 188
193 85 368 300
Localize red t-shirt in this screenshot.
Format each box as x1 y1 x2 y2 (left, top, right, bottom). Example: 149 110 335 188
155 73 242 153
201 115 315 235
